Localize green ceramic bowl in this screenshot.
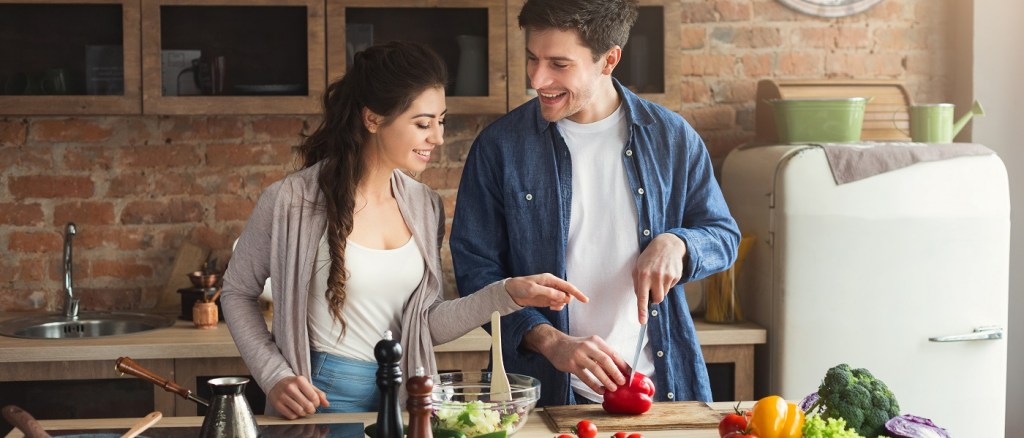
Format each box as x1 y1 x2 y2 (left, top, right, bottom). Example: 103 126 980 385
770 97 868 143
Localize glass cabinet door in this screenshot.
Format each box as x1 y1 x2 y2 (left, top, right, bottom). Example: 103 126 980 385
0 0 141 115
327 0 507 115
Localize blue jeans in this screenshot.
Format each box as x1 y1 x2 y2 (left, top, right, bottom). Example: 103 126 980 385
310 350 379 413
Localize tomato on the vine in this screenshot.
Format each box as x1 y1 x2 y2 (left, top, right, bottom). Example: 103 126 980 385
626 434 644 438
718 403 751 437
572 420 598 438
611 432 629 438
556 434 574 438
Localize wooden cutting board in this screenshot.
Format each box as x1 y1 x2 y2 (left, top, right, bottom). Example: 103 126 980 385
540 401 722 432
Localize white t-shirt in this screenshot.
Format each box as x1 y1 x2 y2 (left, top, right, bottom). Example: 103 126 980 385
557 105 656 402
307 230 425 361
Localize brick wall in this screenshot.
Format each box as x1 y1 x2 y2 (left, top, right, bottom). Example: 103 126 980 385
0 0 957 311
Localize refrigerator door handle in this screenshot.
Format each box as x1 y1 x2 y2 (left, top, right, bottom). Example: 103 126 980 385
928 326 1004 342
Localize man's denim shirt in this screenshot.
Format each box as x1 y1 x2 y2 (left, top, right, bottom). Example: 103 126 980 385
450 80 740 407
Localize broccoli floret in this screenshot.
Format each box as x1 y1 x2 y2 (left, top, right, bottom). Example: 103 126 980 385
812 364 900 438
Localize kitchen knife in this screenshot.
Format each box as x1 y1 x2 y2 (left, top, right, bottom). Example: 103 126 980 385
627 303 655 386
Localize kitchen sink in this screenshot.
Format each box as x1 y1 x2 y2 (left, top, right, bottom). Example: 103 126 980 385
0 312 174 339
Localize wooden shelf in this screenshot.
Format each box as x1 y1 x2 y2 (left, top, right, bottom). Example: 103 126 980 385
506 0 680 111
141 0 325 115
326 0 507 114
0 0 141 115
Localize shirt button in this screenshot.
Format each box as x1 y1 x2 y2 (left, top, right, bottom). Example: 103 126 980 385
651 310 658 317
525 193 533 201
637 188 645 195
667 392 675 400
656 350 664 357
643 229 651 236
625 149 633 157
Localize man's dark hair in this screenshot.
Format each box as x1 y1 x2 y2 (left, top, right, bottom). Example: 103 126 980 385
518 0 639 61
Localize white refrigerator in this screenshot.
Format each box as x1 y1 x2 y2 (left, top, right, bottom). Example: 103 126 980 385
720 144 1009 437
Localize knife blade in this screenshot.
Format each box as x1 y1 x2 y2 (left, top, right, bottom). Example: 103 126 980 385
627 303 655 386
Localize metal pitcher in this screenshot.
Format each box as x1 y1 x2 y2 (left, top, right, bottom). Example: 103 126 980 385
199 377 260 438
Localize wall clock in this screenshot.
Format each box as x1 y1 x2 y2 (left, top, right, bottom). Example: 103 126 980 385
777 0 884 18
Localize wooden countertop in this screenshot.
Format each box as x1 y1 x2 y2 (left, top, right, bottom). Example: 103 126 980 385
3 402 754 438
0 315 764 364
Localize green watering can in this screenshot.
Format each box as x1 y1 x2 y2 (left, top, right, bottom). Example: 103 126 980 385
901 100 985 143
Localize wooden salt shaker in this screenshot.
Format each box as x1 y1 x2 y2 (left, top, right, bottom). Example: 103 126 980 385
406 367 434 438
374 330 404 438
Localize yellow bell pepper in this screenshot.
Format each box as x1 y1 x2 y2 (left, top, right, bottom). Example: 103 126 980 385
749 395 805 438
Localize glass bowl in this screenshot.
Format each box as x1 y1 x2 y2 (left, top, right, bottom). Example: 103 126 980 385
430 371 540 437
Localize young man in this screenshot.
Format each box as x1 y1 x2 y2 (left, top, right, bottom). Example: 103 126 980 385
450 0 740 407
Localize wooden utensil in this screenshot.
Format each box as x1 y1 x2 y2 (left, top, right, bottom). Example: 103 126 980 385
1 405 51 438
115 356 210 407
489 311 512 401
541 401 722 432
120 411 161 438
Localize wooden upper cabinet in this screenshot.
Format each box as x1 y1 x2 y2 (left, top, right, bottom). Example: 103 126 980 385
506 0 681 112
141 0 326 115
326 0 507 115
0 0 142 115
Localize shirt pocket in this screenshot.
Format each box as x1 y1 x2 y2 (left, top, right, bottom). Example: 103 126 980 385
504 188 560 247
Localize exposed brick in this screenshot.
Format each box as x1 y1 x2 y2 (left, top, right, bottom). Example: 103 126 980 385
121 199 205 224
206 142 294 167
752 1 803 21
0 202 45 226
189 225 237 251
76 287 143 311
120 144 201 168
0 287 50 311
64 145 115 171
54 201 116 225
735 27 782 48
711 80 757 104
91 259 154 279
8 232 61 253
440 190 457 221
680 80 713 105
77 227 155 251
680 1 716 23
0 145 54 171
825 53 904 78
196 173 248 196
740 54 774 78
796 27 839 49
12 257 48 282
866 1 906 21
159 117 246 142
683 106 736 131
680 27 706 50
681 54 736 76
778 52 824 76
715 1 752 22
0 120 28 146
419 166 464 191
29 119 113 143
215 197 256 221
445 139 474 163
252 117 306 140
837 26 871 49
107 171 151 197
8 175 94 200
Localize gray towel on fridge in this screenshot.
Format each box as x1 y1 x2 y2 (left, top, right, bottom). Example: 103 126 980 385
817 142 994 184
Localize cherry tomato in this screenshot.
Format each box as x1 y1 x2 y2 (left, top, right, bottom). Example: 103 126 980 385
626 434 644 438
611 433 629 438
556 434 574 438
573 420 598 438
718 412 749 437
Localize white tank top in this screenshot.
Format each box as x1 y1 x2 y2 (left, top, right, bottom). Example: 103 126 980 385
558 104 655 402
307 230 425 361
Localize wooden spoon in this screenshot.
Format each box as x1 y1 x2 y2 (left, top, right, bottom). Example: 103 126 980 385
489 311 512 401
121 411 162 438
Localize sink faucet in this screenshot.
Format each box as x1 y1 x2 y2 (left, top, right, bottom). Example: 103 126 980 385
63 222 79 319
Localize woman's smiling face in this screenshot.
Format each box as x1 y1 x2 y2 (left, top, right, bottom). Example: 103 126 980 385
370 86 447 173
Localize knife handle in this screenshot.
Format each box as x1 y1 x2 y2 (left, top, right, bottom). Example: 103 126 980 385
115 356 195 401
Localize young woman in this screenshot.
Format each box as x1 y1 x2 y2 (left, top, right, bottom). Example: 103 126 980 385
222 41 586 419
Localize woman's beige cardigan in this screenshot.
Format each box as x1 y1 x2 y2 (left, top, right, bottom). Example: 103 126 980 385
222 162 518 416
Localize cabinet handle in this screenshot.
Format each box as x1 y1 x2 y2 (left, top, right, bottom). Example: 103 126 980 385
928 326 1004 342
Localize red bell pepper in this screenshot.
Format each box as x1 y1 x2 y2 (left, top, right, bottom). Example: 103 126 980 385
602 371 655 415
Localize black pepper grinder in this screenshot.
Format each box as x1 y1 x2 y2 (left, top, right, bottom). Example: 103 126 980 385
406 367 434 438
374 330 404 438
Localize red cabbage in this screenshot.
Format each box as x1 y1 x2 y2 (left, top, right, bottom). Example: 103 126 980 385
885 414 952 438
798 391 820 412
